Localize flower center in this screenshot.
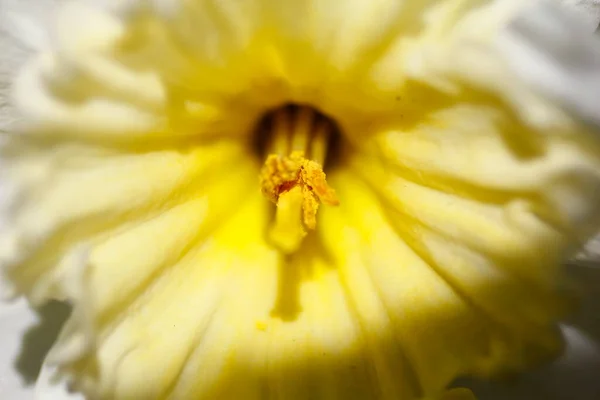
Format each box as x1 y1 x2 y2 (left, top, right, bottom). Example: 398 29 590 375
256 105 340 254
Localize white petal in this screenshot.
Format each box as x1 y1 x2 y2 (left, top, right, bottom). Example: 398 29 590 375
0 0 59 133
574 234 600 265
0 0 59 52
556 0 600 31
462 325 600 399
498 1 600 128
36 364 84 400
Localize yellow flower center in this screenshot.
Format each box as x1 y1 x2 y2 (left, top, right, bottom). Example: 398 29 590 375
257 105 340 254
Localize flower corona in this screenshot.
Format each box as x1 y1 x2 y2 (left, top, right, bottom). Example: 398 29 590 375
2 1 600 399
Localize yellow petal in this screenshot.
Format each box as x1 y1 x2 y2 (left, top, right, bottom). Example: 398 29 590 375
367 103 600 237
320 170 564 396
17 1 526 147
49 188 480 399
48 190 412 399
1 140 251 305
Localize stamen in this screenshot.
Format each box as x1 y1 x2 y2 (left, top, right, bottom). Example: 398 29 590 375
310 120 330 166
258 105 339 254
291 106 313 153
267 186 307 254
272 108 291 155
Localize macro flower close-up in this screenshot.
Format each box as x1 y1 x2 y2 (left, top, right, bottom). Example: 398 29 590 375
1 0 600 399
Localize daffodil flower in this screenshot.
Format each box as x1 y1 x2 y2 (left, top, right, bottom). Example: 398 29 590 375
2 1 600 399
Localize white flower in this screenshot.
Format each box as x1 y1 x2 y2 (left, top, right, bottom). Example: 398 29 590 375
1 1 600 400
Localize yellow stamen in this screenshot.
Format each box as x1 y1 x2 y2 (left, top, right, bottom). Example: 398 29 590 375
267 185 307 254
258 105 339 254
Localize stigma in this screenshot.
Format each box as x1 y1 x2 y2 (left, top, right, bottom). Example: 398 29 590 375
258 106 339 254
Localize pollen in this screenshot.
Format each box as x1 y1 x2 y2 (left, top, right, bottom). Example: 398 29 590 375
257 105 340 254
255 321 268 332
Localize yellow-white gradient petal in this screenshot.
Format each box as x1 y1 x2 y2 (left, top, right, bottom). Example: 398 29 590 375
2 1 600 400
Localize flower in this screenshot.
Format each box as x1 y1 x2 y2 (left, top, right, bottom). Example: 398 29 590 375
2 0 600 399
